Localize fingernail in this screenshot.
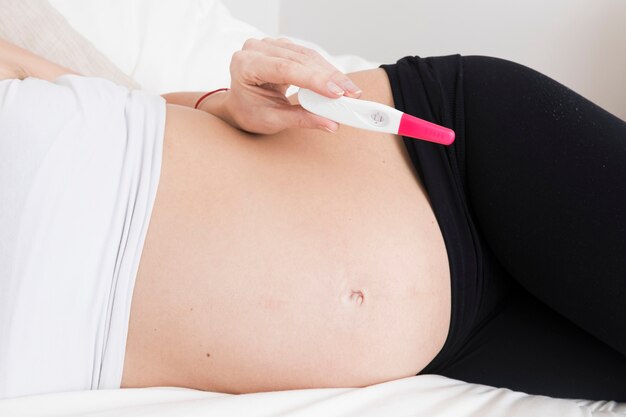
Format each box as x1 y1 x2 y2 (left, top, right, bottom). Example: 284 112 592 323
341 79 362 94
327 81 345 96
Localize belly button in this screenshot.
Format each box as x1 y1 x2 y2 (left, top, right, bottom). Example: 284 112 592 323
342 289 365 306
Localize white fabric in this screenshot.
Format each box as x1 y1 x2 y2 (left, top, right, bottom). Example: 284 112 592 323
0 375 624 417
0 0 139 90
48 0 381 95
0 75 166 399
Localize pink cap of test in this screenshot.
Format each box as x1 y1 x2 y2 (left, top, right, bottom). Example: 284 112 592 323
397 113 455 145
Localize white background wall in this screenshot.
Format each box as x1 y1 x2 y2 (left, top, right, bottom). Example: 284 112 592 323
226 0 626 120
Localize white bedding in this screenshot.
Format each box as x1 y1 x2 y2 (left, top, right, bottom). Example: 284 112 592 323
2 375 625 417
2 1 624 415
47 0 381 95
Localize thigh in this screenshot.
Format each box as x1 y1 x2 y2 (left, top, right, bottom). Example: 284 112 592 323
441 285 626 401
462 56 626 355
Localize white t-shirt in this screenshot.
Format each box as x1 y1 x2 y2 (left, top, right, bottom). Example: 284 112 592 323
0 75 165 398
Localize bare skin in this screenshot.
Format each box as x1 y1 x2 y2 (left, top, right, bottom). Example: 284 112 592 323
0 37 450 394
121 69 451 393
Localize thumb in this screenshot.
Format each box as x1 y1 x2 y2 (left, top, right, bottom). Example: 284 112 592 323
278 105 340 133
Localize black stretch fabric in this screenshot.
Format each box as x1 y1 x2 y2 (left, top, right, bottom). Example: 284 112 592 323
380 56 626 401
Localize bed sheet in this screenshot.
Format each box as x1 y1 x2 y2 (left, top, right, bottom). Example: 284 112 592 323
1 375 625 417
48 0 381 95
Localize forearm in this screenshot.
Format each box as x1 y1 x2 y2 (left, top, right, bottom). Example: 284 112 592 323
0 37 79 81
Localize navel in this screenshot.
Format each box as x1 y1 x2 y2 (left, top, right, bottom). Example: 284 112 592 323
342 289 365 306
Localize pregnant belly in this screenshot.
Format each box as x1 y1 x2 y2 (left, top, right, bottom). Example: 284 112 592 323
121 71 450 393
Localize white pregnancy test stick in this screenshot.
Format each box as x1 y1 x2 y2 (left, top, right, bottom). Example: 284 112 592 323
298 88 455 145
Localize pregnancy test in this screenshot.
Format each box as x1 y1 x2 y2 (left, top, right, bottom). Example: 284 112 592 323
298 88 455 145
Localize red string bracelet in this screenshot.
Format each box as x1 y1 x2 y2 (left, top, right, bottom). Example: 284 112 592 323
194 88 230 109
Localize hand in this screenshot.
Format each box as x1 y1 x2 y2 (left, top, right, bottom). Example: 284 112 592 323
0 59 26 81
222 37 363 135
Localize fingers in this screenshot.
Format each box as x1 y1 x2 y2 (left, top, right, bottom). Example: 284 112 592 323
273 105 340 133
261 38 339 74
227 37 361 134
0 59 27 80
283 107 341 133
235 38 362 98
225 87 340 134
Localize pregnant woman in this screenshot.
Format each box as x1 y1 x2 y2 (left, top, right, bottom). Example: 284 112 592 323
0 37 624 401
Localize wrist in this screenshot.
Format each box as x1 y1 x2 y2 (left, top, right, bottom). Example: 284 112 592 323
197 89 240 130
194 88 230 110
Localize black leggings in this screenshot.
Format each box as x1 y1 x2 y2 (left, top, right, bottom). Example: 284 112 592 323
381 56 626 401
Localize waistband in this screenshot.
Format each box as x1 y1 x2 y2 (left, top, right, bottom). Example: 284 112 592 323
380 56 485 373
97 79 166 389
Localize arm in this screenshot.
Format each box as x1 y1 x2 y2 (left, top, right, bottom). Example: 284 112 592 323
0 37 79 81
